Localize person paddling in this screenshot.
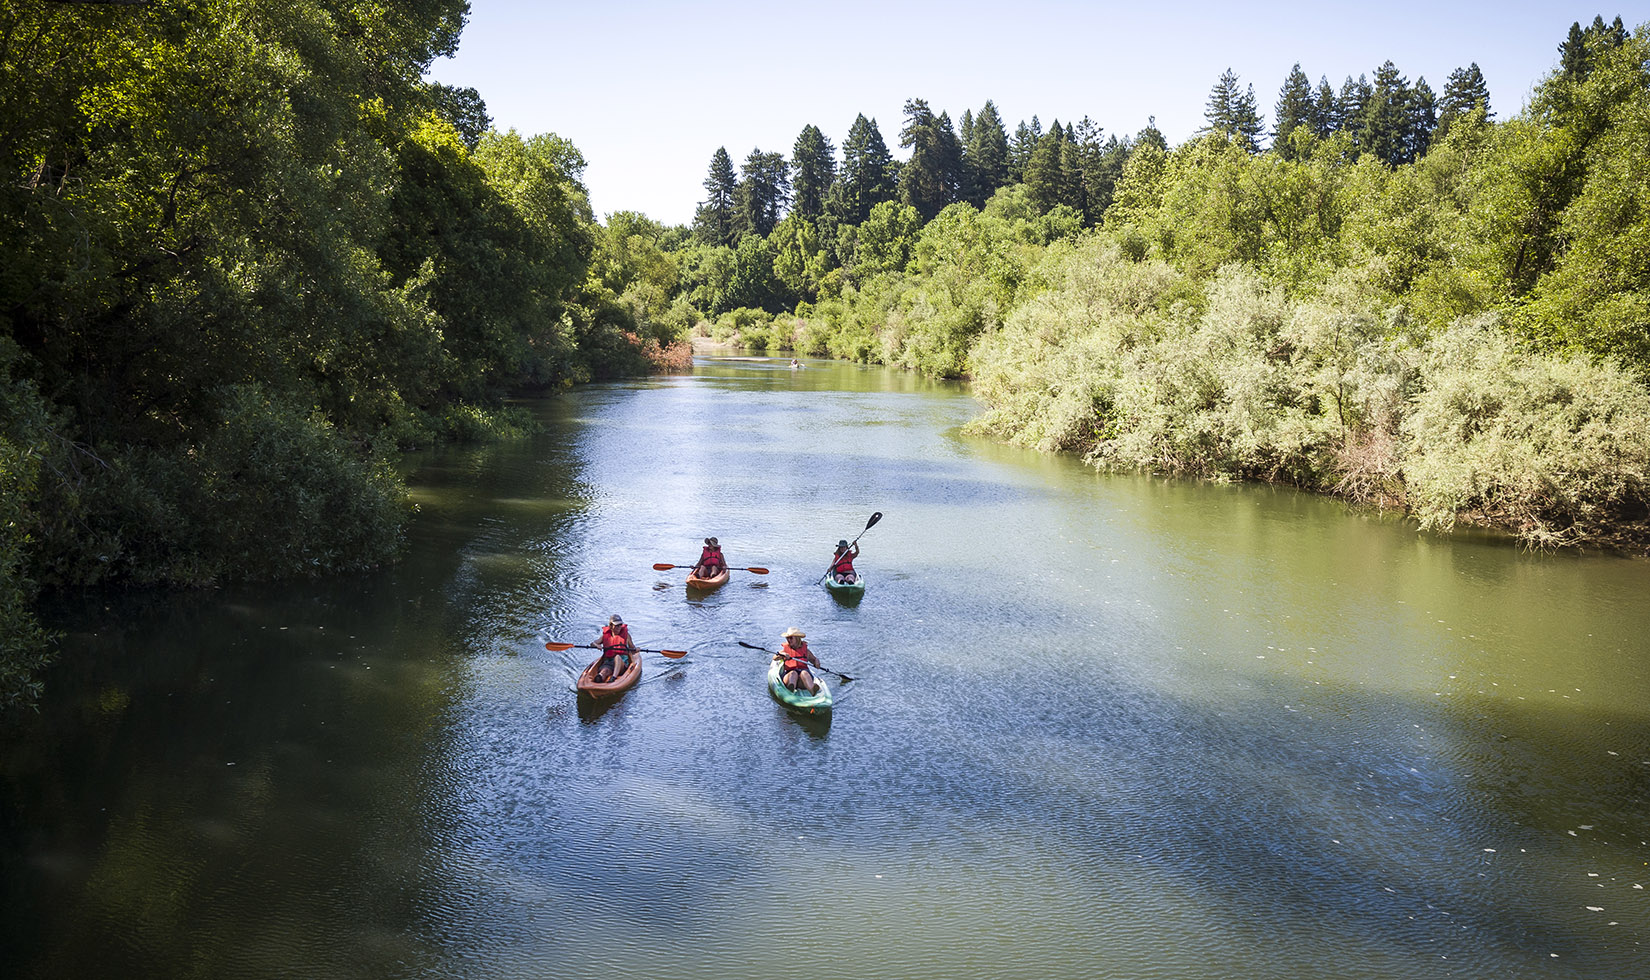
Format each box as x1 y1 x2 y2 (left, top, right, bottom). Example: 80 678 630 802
692 537 726 577
829 539 859 584
776 627 820 693
593 615 636 683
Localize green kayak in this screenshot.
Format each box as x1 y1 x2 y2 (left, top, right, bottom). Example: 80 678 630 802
767 658 832 716
823 573 866 597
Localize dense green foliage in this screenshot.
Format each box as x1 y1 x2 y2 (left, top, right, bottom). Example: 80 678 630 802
661 17 1650 553
0 0 687 706
7 9 1648 705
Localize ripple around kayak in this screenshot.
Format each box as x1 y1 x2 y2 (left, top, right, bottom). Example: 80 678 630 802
766 658 832 716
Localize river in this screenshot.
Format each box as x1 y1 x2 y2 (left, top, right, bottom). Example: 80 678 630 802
3 355 1648 980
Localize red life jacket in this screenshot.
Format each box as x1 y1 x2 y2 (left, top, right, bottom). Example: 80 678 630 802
781 640 812 671
831 550 855 573
600 625 632 657
699 546 724 570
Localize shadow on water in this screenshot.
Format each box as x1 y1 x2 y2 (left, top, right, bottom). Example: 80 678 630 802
6 358 1650 980
774 708 832 739
575 693 626 724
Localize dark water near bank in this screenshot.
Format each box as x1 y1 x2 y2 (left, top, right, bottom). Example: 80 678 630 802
4 356 1648 979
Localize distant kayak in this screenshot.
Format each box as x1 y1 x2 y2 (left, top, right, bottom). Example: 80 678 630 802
767 658 832 715
577 653 640 699
685 567 731 590
823 573 865 596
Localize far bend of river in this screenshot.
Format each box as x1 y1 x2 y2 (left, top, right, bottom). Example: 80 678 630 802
3 355 1649 980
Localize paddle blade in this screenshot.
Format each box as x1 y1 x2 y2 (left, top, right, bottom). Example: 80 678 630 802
657 649 688 659
736 640 769 652
652 563 677 570
744 566 769 575
865 511 882 529
544 642 578 651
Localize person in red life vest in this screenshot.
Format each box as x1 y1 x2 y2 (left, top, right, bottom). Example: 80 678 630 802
829 539 859 584
776 627 820 693
693 537 725 577
593 614 636 683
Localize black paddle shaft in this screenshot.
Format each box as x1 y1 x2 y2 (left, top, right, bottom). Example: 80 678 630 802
817 511 881 584
737 640 855 682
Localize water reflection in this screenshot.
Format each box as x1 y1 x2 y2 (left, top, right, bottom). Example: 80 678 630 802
5 355 1649 980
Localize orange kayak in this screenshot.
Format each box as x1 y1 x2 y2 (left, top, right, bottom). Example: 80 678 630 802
685 567 731 590
577 652 641 699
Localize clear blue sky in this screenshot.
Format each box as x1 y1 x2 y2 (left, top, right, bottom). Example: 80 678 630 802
424 2 1605 226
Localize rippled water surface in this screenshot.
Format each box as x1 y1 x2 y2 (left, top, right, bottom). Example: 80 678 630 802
5 356 1649 979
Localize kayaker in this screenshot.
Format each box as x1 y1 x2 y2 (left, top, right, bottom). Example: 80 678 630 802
789 358 801 370
776 627 820 694
593 615 636 683
693 537 725 577
829 539 859 584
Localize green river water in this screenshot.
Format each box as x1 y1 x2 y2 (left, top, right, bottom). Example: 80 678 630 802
3 355 1647 979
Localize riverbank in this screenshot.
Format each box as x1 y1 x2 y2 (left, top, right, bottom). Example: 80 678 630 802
698 251 1650 557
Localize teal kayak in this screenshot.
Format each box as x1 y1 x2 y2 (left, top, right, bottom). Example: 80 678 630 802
767 658 832 716
823 573 865 596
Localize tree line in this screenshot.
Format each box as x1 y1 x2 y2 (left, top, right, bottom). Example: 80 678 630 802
664 45 1501 321
693 56 1494 243
651 15 1650 556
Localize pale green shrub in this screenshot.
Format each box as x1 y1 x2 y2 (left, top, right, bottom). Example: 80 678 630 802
966 239 1183 451
1402 317 1650 545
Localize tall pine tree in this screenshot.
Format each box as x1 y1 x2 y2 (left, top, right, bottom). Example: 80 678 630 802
790 124 836 223
1407 77 1438 161
1072 117 1111 224
1023 128 1065 213
1337 74 1373 146
1273 63 1315 158
1436 62 1492 140
898 99 961 220
1204 68 1264 151
965 99 1010 205
1558 15 1628 82
1007 116 1042 183
1312 75 1339 135
833 114 897 224
693 147 738 245
734 149 789 239
1358 60 1413 166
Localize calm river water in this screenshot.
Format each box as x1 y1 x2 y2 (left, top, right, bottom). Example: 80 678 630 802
4 356 1648 980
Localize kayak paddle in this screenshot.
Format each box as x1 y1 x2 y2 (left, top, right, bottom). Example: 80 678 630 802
652 563 769 573
736 640 856 682
545 641 688 659
816 511 881 585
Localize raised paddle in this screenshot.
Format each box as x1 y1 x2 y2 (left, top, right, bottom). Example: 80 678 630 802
816 511 882 585
652 563 770 574
736 640 856 682
545 641 688 659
